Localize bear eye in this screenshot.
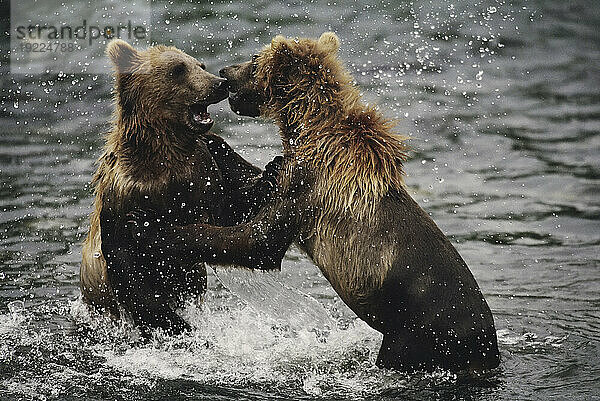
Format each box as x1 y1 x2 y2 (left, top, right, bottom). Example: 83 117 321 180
199 63 206 70
170 63 186 78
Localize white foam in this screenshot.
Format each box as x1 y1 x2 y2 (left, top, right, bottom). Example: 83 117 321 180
0 295 464 399
102 299 385 397
0 301 27 335
497 328 567 348
64 271 464 397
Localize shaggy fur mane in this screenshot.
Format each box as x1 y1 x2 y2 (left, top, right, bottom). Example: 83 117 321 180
86 42 201 243
256 33 409 217
99 41 199 200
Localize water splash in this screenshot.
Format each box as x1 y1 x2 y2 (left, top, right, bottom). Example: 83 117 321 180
211 265 336 331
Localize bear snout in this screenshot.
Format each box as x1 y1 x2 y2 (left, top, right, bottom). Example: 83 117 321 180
219 66 241 92
218 66 229 78
214 77 228 92
209 77 229 102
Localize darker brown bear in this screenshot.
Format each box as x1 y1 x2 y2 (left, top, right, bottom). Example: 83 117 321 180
80 40 278 334
129 33 500 372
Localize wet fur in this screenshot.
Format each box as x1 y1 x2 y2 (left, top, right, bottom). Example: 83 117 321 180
81 40 272 333
133 33 500 370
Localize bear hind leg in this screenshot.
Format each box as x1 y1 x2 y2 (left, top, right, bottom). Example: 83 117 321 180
376 333 436 372
129 301 191 337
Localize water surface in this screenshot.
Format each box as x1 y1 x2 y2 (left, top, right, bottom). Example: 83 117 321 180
1 1 599 400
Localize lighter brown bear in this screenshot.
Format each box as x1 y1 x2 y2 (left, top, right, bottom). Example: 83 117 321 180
129 33 500 371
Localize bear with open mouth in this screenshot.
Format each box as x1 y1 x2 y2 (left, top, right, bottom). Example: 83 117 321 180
80 39 280 334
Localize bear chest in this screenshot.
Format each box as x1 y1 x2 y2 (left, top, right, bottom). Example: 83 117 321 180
158 169 223 225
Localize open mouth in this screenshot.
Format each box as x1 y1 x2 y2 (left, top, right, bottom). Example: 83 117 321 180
188 103 213 129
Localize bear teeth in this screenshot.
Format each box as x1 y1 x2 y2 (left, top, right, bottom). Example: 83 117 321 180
189 103 213 127
193 112 212 125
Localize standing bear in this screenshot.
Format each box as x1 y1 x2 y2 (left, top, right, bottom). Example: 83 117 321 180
80 39 279 334
129 33 500 372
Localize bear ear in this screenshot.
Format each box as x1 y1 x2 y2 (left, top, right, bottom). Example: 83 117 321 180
270 35 290 53
106 39 139 73
318 32 340 54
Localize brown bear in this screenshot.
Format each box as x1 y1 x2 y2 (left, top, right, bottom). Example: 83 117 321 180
80 39 280 334
128 33 500 372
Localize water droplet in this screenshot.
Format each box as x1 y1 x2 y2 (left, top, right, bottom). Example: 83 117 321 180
93 252 101 259
8 300 25 314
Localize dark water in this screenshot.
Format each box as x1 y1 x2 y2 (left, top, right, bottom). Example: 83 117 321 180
1 0 599 400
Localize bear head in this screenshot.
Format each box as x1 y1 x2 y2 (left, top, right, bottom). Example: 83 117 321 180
106 39 228 135
220 32 356 125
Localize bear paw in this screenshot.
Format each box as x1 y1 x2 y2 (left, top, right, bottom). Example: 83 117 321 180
261 155 284 189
